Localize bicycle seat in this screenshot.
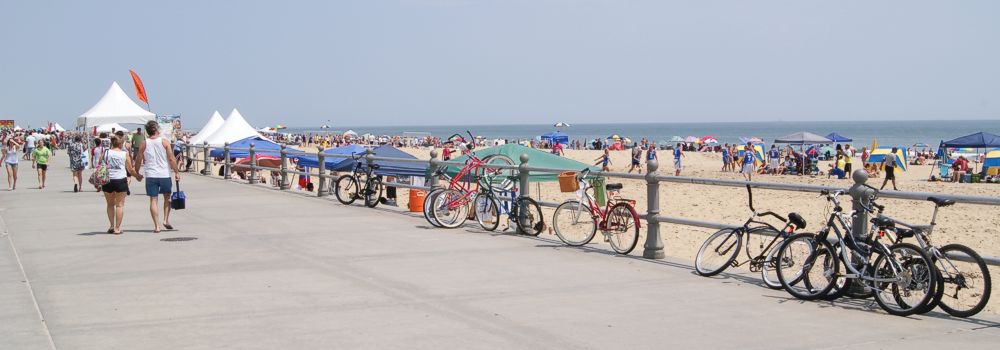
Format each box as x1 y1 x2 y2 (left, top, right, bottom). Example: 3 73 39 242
787 212 807 229
895 228 916 238
606 183 623 191
872 216 895 228
370 164 380 170
927 197 955 207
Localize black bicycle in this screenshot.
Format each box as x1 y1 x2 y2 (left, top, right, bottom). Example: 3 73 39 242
472 173 544 235
334 152 383 208
694 185 807 289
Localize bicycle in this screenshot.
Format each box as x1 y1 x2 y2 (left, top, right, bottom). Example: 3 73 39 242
334 152 383 208
875 197 991 317
425 131 515 228
694 185 808 289
775 188 937 316
552 168 641 255
472 173 545 235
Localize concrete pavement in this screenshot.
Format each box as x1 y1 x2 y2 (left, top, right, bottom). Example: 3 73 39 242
2 156 999 349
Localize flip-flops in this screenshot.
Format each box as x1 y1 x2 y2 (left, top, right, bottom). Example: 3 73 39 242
163 224 174 230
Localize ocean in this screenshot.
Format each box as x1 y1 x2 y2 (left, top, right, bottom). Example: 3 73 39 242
285 120 999 149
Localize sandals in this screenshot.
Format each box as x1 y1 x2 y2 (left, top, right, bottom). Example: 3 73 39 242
163 224 174 230
106 228 114 234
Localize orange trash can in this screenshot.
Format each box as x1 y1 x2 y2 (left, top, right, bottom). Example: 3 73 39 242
408 189 426 212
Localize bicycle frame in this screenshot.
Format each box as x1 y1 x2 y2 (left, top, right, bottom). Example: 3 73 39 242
815 193 901 283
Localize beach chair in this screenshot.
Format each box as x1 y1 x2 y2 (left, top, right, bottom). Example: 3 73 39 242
938 163 951 179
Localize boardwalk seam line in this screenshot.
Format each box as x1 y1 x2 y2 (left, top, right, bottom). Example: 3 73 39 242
0 210 58 350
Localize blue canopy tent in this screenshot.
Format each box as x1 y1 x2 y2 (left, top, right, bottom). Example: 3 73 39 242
825 132 853 143
941 132 1000 148
210 137 295 158
540 131 569 145
292 144 367 170
366 145 427 177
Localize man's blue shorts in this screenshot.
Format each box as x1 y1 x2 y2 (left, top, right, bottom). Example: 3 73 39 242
145 177 173 197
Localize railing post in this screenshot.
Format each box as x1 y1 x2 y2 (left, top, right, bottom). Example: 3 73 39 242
518 154 530 198
848 169 873 240
201 142 210 175
223 142 231 179
317 147 326 197
280 145 289 190
426 149 439 191
643 160 665 259
249 143 258 184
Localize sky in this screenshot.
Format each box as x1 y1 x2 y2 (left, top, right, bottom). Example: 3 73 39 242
1 0 999 128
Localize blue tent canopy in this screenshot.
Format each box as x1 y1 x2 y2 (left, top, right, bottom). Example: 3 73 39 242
292 144 367 170
209 137 292 158
541 131 569 144
941 132 1000 148
825 132 853 143
367 145 427 177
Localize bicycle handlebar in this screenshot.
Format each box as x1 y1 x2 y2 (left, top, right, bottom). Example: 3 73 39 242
758 211 787 223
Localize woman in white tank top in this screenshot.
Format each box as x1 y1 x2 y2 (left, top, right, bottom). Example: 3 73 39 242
100 135 138 234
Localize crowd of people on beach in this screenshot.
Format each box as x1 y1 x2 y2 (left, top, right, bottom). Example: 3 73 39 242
2 121 181 235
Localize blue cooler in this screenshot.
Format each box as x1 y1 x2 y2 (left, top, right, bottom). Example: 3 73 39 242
961 173 972 183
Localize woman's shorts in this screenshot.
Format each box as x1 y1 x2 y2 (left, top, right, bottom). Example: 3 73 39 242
37 164 48 171
102 178 129 193
4 162 16 170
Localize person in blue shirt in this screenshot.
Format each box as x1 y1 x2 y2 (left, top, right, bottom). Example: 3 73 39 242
673 143 684 176
768 145 780 175
721 143 732 172
646 142 658 174
741 143 756 181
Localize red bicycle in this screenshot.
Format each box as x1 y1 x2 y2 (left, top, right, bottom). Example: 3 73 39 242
423 132 514 228
552 168 641 254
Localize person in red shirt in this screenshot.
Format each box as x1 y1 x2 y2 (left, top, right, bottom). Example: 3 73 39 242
952 156 970 182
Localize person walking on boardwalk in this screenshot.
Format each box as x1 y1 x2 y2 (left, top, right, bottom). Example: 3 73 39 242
100 135 138 234
741 143 756 181
67 135 87 192
134 121 181 233
32 141 52 189
880 147 899 191
3 137 21 190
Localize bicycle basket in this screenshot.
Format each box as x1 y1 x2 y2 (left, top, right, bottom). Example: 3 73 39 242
558 172 579 192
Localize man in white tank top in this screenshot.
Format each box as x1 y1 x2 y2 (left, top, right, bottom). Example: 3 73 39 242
134 121 181 233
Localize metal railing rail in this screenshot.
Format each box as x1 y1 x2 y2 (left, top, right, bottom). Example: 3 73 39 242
183 143 1000 265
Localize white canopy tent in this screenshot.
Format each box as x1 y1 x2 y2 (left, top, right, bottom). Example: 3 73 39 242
52 123 66 132
14 125 23 131
95 123 127 133
76 82 155 129
203 108 261 146
189 111 225 145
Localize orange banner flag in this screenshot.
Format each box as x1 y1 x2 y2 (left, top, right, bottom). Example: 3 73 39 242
129 69 149 104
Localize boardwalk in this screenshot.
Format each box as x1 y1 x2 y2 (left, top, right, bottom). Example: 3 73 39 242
2 156 999 349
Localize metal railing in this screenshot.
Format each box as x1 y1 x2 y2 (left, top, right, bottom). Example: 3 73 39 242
183 142 1000 266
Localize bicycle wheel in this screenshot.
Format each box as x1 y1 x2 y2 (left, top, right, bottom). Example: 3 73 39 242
482 154 516 191
363 177 383 208
553 200 597 246
334 175 359 205
606 203 640 255
776 233 838 300
474 194 500 231
423 189 444 227
936 244 991 318
695 228 742 277
432 189 469 229
871 243 935 316
515 197 544 236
